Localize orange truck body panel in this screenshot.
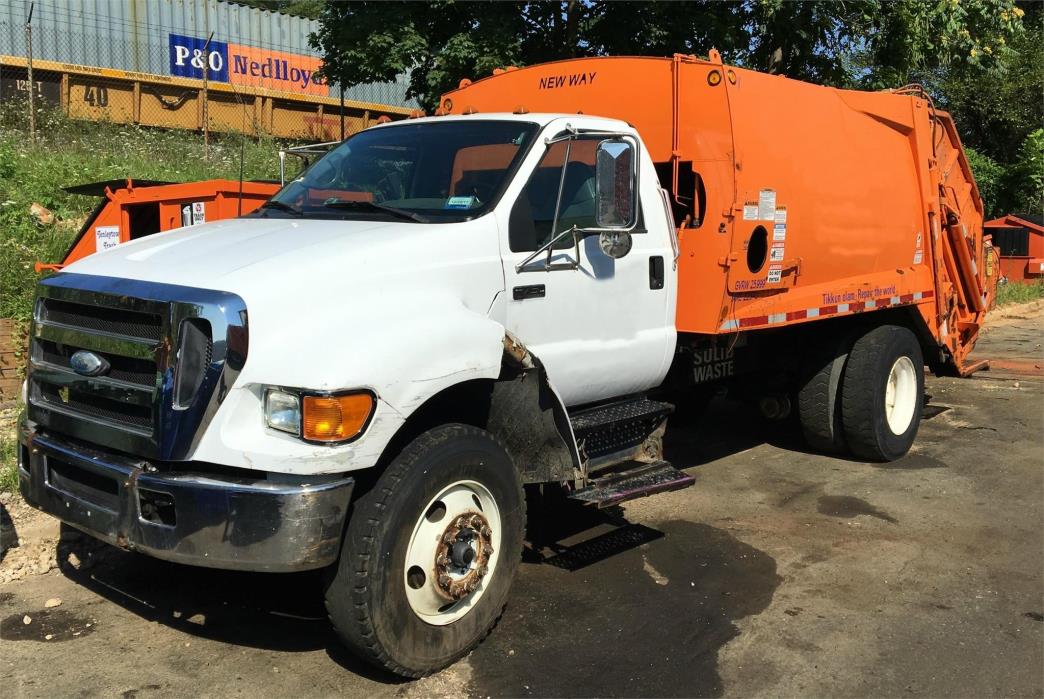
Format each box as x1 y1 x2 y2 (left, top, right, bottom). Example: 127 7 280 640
43 179 279 271
442 54 992 373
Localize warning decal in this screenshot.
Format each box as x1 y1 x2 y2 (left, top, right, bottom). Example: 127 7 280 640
758 189 776 221
743 202 759 221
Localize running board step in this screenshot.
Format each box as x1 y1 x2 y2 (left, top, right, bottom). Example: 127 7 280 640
568 460 694 508
569 398 674 461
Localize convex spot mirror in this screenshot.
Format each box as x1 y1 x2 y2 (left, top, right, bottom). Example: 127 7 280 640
595 138 638 229
598 230 633 259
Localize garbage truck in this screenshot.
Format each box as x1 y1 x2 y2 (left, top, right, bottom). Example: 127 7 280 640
18 52 991 676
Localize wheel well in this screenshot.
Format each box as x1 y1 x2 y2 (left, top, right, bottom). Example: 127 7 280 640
369 349 579 490
373 379 495 474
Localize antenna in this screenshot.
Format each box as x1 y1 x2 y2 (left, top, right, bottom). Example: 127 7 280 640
238 129 245 216
218 49 260 217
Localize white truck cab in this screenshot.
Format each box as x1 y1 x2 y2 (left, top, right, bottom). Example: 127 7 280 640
18 114 688 676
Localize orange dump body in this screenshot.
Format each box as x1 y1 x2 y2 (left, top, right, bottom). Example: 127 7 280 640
442 54 991 374
40 178 279 272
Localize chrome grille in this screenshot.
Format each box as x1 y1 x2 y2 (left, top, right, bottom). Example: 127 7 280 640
35 339 158 388
36 383 153 431
38 297 163 341
27 273 248 461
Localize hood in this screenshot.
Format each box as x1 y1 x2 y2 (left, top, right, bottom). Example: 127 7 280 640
62 216 507 388
68 217 409 288
65 215 507 310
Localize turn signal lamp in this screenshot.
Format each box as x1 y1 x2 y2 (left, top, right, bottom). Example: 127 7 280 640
303 393 375 442
708 70 722 86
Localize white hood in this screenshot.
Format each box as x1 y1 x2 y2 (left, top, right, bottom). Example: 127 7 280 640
64 214 508 405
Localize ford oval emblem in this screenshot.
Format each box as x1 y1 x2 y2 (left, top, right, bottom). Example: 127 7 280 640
70 350 110 377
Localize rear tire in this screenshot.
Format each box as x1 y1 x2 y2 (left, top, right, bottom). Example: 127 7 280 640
798 334 852 454
841 325 924 461
325 424 525 678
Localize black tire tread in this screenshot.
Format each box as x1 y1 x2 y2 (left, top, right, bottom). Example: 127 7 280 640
325 423 524 678
841 325 922 461
798 341 849 454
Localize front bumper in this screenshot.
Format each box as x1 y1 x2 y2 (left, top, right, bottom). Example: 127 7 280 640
17 420 353 572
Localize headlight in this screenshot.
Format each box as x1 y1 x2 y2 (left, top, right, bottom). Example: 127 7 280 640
264 389 301 435
263 388 375 443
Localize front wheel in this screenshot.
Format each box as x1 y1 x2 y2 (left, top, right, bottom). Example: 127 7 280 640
841 325 925 461
325 424 525 678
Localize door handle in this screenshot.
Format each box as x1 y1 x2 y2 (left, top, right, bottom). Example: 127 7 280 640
649 256 665 290
512 284 546 300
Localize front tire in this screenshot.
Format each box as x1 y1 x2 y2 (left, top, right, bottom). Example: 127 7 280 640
325 424 525 678
841 325 924 461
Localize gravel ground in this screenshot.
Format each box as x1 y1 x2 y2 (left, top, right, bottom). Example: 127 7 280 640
1 305 1041 698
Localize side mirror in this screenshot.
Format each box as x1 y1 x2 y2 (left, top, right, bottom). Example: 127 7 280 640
595 138 638 229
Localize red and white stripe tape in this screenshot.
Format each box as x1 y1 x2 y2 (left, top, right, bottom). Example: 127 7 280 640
719 290 934 331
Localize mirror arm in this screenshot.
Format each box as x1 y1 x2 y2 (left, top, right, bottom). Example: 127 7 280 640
516 225 579 273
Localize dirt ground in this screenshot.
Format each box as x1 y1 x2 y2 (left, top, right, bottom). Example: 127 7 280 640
1 306 1041 698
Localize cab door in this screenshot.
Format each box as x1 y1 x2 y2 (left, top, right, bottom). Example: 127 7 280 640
493 124 677 407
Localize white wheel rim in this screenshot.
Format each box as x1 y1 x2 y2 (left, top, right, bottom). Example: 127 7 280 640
403 480 502 626
885 356 917 435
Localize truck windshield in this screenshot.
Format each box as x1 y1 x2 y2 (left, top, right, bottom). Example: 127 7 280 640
264 120 539 222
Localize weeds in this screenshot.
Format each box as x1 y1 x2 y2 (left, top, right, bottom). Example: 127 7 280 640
0 432 17 494
996 278 1044 306
0 107 303 322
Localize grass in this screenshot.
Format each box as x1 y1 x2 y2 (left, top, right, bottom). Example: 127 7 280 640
0 104 305 323
996 278 1044 306
0 431 17 494
0 108 308 492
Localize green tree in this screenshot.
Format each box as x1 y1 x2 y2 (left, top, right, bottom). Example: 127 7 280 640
965 146 1006 217
1006 128 1044 215
311 0 1028 112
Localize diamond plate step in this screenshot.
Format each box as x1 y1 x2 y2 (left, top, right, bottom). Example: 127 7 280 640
569 398 673 461
568 460 694 508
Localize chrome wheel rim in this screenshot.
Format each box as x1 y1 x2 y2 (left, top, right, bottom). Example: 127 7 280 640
885 356 917 435
403 480 502 626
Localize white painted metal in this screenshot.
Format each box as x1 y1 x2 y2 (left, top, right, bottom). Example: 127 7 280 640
403 480 502 625
64 113 679 475
491 116 678 407
885 355 917 434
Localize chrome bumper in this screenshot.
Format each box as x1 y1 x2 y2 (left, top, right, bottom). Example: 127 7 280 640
17 420 353 572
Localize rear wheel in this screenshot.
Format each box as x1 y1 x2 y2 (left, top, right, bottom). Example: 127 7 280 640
840 325 924 461
325 424 525 677
798 334 852 454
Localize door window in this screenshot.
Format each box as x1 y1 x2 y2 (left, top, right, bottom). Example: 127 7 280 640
509 139 599 252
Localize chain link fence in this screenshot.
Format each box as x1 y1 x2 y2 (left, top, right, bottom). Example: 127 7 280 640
1 0 416 145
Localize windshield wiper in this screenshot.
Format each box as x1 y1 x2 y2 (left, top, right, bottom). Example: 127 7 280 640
323 200 429 223
259 200 302 216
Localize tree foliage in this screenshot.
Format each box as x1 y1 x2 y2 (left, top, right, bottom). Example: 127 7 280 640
312 0 1028 109
311 0 1040 215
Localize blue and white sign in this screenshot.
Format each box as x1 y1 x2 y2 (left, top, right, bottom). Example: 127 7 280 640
168 33 229 82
